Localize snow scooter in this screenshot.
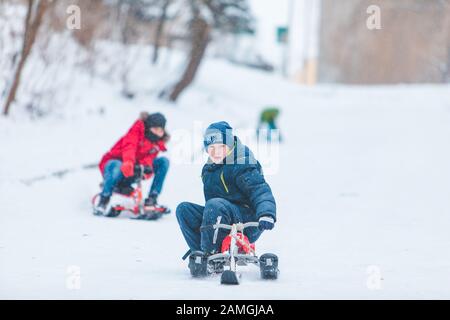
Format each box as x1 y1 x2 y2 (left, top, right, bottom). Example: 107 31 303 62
189 222 279 285
92 164 170 220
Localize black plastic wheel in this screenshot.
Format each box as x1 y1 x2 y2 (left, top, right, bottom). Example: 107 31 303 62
142 211 163 221
259 253 279 280
188 251 208 278
105 208 121 218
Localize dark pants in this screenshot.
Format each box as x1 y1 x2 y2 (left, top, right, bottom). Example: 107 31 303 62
176 198 263 254
101 157 170 198
257 120 281 142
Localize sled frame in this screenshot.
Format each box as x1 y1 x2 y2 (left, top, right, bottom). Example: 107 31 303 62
209 222 260 272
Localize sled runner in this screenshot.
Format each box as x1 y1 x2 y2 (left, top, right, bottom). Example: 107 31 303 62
92 165 170 220
189 222 279 285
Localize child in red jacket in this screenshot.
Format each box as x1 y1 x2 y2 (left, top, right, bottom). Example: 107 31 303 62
94 112 170 215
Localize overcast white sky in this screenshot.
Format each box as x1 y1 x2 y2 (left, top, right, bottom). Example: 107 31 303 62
249 0 290 64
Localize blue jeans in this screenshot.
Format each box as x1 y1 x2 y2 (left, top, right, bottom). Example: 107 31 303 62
101 157 170 198
176 198 262 254
149 156 170 195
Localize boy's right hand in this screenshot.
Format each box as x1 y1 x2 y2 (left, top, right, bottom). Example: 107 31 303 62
121 161 135 178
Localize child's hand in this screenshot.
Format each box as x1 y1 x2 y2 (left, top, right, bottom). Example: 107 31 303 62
121 161 135 178
258 216 275 231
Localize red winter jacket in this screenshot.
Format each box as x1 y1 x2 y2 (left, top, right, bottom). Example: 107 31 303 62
99 119 167 177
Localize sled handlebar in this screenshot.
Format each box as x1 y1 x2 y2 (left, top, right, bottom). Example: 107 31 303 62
213 222 260 232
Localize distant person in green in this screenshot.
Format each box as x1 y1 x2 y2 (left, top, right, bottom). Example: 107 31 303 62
257 107 282 143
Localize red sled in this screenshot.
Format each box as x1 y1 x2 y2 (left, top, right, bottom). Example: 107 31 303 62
221 233 255 254
92 165 170 221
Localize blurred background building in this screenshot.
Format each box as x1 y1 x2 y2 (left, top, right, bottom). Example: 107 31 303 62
252 0 450 85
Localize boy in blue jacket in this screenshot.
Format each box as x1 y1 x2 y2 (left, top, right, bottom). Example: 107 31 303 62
176 122 277 275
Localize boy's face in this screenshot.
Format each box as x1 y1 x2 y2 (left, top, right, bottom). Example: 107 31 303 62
207 144 230 164
150 127 165 138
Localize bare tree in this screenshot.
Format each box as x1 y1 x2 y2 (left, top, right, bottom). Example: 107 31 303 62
153 0 172 64
165 0 252 102
2 0 50 116
168 7 210 101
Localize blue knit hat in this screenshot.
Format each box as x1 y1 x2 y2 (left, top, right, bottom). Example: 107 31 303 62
203 121 235 150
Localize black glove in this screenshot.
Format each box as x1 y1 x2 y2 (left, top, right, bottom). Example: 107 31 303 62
134 165 153 177
142 166 153 175
258 216 275 231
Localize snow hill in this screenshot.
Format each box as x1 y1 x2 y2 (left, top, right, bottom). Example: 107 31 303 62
1 45 450 299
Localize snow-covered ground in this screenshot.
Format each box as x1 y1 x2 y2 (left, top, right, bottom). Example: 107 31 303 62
1 44 450 299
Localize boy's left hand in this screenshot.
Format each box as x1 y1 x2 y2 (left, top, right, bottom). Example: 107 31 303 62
258 216 275 231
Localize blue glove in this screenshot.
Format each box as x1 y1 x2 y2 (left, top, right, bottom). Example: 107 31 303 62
258 216 275 231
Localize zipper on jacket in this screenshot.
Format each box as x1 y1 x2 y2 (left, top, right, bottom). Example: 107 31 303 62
220 171 229 193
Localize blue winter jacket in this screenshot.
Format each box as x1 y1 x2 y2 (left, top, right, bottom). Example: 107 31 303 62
201 137 277 221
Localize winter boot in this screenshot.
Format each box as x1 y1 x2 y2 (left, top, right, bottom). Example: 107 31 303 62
94 195 110 216
144 192 158 207
144 193 171 215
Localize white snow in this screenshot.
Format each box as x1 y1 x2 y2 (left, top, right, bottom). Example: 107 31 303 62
1 39 450 299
